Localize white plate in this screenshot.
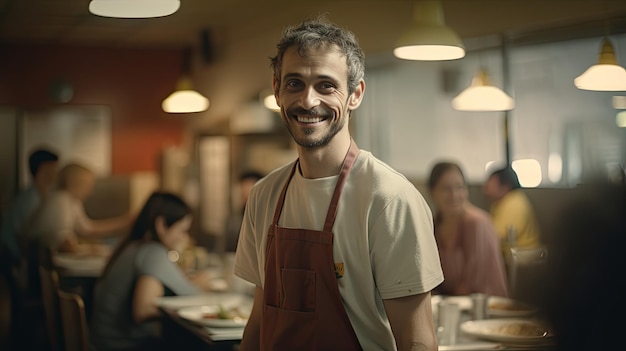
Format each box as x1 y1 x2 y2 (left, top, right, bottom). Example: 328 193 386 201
460 318 554 346
177 305 248 328
487 296 536 317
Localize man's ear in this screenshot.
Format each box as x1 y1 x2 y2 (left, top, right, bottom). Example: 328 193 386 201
348 80 366 110
272 76 280 102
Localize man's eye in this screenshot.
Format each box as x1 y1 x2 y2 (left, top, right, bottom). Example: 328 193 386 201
319 83 335 90
285 80 302 88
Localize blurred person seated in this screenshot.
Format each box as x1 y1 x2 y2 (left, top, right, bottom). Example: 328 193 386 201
222 170 264 252
482 166 541 257
25 163 131 256
90 192 213 351
0 148 58 266
539 183 625 351
429 162 508 297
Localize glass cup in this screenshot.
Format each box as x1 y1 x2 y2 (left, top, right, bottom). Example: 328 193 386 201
471 293 488 320
437 301 460 345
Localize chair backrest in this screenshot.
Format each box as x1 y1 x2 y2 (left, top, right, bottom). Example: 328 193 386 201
0 270 12 349
58 291 90 351
508 246 549 303
39 264 63 351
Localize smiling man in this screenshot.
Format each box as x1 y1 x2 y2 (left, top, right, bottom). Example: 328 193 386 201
233 18 443 351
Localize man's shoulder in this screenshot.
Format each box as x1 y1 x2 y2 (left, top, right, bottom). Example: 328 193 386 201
252 160 296 191
504 189 531 205
353 151 417 192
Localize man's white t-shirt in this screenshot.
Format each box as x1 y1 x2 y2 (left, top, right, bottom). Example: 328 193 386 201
234 150 444 350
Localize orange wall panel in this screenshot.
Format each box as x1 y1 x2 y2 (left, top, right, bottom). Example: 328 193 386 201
0 43 186 174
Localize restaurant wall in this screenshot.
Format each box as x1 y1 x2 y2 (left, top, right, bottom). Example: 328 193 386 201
356 34 626 187
0 44 188 176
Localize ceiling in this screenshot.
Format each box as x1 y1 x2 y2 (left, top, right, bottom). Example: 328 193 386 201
2 0 626 52
3 0 626 126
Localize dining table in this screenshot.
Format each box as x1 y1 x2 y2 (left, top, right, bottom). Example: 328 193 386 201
155 289 557 351
434 295 557 351
156 290 253 351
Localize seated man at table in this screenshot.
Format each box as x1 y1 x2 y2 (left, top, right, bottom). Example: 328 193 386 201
482 166 542 258
25 163 131 255
91 192 214 351
0 148 58 266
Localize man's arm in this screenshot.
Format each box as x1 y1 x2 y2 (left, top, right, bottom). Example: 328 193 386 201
239 286 263 351
383 292 437 351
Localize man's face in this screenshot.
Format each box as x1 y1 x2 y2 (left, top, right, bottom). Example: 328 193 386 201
37 161 59 189
273 45 364 148
482 175 505 202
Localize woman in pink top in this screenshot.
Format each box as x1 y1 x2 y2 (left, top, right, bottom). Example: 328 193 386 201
428 162 508 297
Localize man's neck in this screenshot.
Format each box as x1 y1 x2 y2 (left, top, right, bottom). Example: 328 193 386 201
297 134 352 179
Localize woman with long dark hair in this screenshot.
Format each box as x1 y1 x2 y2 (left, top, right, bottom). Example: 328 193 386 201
90 192 210 351
428 162 508 297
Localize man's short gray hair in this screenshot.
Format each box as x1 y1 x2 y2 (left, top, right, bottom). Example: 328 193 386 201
270 17 365 95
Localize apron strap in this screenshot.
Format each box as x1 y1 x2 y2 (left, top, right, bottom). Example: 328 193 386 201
272 161 298 225
323 140 360 233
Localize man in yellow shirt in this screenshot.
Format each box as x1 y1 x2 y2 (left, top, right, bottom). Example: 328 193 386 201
483 167 541 257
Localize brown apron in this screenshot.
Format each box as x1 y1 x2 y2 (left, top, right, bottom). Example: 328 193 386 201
261 141 363 351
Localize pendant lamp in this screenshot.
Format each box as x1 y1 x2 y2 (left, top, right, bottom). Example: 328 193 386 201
574 37 626 91
89 0 180 18
393 0 465 61
452 68 515 111
162 49 209 114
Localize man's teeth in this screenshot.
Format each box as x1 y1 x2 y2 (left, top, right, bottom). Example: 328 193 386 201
297 116 323 123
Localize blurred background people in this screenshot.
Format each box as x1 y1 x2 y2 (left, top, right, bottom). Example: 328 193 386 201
482 166 541 257
428 162 508 297
25 163 131 255
0 148 59 266
222 170 264 252
91 192 213 351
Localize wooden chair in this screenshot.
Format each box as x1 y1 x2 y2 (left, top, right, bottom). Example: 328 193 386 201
58 291 90 351
39 264 63 351
0 270 12 350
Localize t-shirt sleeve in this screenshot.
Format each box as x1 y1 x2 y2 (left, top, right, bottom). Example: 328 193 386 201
370 187 444 300
233 187 263 287
135 242 200 296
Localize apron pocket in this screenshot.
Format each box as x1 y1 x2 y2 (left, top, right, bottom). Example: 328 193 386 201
281 268 316 312
262 304 316 350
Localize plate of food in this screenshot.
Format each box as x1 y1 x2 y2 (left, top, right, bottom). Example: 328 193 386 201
177 304 249 328
460 318 554 345
487 296 537 317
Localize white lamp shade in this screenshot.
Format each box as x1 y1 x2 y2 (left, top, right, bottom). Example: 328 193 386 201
162 78 209 114
452 86 515 111
393 25 465 61
393 0 465 61
452 69 514 111
574 64 626 91
575 37 626 91
89 0 180 18
263 94 280 112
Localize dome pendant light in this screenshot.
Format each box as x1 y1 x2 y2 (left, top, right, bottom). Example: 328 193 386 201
162 49 209 114
574 37 626 91
89 0 180 18
452 68 515 111
393 0 465 61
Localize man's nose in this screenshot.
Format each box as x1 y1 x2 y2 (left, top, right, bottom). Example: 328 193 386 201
299 86 321 109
